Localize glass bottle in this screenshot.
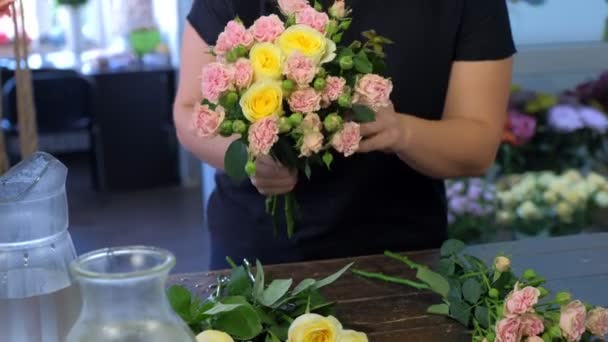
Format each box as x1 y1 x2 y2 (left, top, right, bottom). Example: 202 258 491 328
0 152 81 342
66 246 196 342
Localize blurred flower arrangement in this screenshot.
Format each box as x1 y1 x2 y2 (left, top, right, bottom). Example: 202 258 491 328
447 178 497 243
498 86 608 175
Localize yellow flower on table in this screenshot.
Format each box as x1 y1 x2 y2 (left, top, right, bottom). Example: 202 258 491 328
277 24 336 63
250 43 283 80
288 313 342 342
196 330 234 342
240 80 284 122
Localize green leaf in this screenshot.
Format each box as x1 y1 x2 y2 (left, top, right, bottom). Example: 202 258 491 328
462 279 482 304
167 285 192 320
224 140 249 183
322 151 333 170
269 324 289 341
438 259 456 276
338 47 355 59
260 279 293 307
293 279 316 295
266 332 281 342
214 298 263 340
312 263 353 290
352 104 375 123
427 303 449 315
475 306 490 329
448 278 462 301
253 260 265 302
203 302 243 315
332 32 343 44
228 266 253 297
449 300 471 326
353 51 373 74
440 239 466 257
416 267 450 298
463 255 488 272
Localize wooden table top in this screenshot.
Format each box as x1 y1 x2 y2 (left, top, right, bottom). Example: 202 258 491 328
171 233 608 341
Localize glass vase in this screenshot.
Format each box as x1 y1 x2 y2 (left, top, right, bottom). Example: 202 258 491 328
66 246 195 342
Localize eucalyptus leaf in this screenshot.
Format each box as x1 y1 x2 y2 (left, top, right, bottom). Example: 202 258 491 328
448 278 462 301
228 266 253 297
462 279 482 304
427 303 449 315
440 239 466 257
312 263 354 290
293 279 316 295
416 267 450 298
438 259 456 276
224 140 249 183
260 279 293 307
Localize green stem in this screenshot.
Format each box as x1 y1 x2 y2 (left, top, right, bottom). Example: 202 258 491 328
285 193 296 238
384 251 422 270
226 256 237 270
352 269 429 290
461 272 482 279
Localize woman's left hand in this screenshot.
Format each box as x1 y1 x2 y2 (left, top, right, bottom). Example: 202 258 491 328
358 103 408 154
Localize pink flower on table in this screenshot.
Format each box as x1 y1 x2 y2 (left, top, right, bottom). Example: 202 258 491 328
586 307 608 337
521 314 545 337
284 53 317 87
322 76 346 103
301 113 322 133
192 104 225 138
331 122 361 157
300 131 324 157
508 111 537 144
496 317 523 342
250 14 285 43
248 116 279 157
296 7 330 33
233 58 254 89
201 62 234 103
354 74 393 110
214 20 254 56
277 0 310 15
289 88 322 114
526 337 544 342
504 284 540 316
560 300 587 342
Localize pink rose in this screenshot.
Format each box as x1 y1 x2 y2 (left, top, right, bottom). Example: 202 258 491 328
586 307 608 337
289 88 322 114
301 113 322 132
322 76 346 103
526 337 544 342
521 314 545 337
284 53 317 87
329 0 347 18
233 58 254 89
250 14 285 43
296 7 330 33
192 104 225 138
560 300 587 342
215 20 254 56
300 131 324 157
248 116 279 157
201 62 234 103
354 74 393 110
331 122 361 157
496 317 523 342
277 0 310 15
504 284 541 316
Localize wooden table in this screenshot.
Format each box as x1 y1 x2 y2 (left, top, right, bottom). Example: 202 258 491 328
171 233 608 341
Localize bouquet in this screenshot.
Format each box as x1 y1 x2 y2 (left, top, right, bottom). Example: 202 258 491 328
495 170 608 237
169 259 367 342
447 178 497 243
192 0 394 237
354 240 608 342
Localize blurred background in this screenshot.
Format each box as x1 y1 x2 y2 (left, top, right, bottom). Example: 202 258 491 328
0 0 607 272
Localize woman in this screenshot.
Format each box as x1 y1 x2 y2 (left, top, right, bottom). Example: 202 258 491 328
174 0 515 269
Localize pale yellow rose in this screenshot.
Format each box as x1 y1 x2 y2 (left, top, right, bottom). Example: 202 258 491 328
277 25 335 63
338 330 368 342
562 189 585 207
240 80 284 122
288 314 342 342
563 170 583 182
196 330 234 342
543 191 559 205
556 202 574 223
516 201 542 221
498 191 516 208
250 43 283 81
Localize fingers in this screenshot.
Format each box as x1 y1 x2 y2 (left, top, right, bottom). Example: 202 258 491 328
359 120 383 137
256 156 292 178
358 131 390 153
251 172 297 195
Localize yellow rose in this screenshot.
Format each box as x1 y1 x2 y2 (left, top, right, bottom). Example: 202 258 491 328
288 314 342 342
277 24 335 63
196 330 234 342
250 43 283 80
338 330 368 342
240 80 284 122
556 202 574 223
543 191 559 205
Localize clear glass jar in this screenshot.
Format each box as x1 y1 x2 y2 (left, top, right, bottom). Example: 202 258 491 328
66 246 196 342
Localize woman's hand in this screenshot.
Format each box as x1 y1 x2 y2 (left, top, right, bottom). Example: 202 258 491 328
358 103 409 154
250 156 298 195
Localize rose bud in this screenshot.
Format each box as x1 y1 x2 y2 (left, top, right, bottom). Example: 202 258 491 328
278 117 292 134
289 112 304 126
219 120 234 137
324 113 343 133
232 120 247 135
338 94 352 108
523 269 537 280
555 292 572 305
245 160 256 176
339 56 354 70
494 256 511 273
282 79 296 92
314 78 327 91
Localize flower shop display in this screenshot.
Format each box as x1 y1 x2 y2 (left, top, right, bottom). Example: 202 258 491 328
495 170 608 238
192 0 393 237
447 178 497 243
169 259 365 342
354 239 608 342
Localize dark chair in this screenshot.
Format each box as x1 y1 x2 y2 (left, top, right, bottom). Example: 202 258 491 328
2 70 102 189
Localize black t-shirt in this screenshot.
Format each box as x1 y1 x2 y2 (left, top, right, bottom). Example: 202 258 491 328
187 0 516 269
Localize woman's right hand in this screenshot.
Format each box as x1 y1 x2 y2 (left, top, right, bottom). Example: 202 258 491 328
250 156 298 196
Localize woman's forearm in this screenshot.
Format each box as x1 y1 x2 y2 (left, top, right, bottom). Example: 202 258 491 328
396 114 501 179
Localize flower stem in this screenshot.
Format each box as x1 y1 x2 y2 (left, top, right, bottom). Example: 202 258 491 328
384 251 421 270
352 269 429 290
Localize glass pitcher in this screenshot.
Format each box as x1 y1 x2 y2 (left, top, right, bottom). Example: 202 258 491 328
66 246 196 342
0 152 81 342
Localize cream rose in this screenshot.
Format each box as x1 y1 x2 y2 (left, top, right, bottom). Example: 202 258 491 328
288 314 342 342
196 330 234 342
